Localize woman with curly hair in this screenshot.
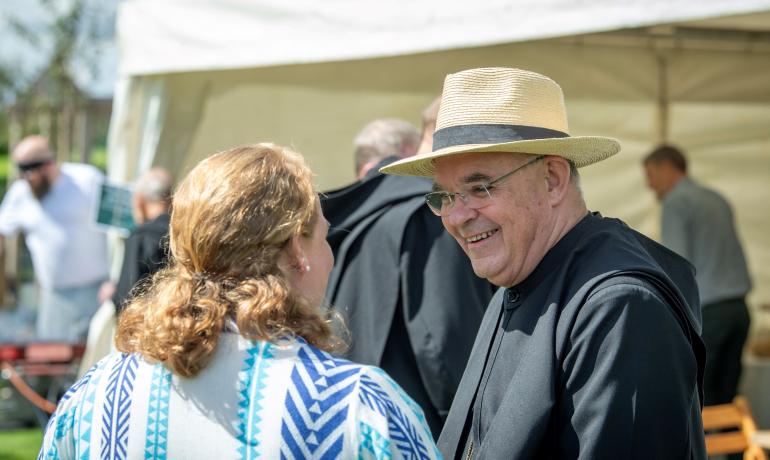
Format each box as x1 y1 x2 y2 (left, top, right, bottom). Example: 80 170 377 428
40 144 439 459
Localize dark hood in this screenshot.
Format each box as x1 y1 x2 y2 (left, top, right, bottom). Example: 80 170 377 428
322 157 432 253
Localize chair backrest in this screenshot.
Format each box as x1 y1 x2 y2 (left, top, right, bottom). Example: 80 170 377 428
702 396 768 460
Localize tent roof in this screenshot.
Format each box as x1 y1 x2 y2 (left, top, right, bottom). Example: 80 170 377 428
117 0 770 77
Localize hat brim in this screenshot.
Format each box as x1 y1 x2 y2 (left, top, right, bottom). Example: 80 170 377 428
380 136 621 177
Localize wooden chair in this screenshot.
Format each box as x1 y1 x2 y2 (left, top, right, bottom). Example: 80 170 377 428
702 396 768 460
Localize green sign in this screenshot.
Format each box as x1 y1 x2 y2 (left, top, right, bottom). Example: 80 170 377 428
95 183 135 233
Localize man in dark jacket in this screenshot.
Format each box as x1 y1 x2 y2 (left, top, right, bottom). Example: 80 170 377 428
381 68 707 459
113 167 173 312
322 113 494 438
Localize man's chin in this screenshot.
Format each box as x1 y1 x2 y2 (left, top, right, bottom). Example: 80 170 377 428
31 184 50 200
471 263 497 285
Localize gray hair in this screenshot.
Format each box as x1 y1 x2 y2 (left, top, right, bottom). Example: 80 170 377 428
568 159 580 186
354 118 420 175
134 167 173 204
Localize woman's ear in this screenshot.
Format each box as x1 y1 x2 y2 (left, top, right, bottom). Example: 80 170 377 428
281 234 308 273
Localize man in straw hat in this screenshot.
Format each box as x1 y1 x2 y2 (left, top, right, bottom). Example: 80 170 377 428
381 68 706 459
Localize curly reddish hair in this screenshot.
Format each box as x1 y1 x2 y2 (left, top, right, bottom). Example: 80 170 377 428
116 143 343 377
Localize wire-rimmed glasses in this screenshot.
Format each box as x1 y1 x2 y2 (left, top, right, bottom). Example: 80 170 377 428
425 155 545 216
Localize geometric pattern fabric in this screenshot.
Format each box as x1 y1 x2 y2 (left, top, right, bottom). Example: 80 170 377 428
40 333 439 459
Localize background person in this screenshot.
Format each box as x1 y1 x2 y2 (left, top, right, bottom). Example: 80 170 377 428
381 67 707 459
352 118 420 179
80 167 174 375
112 166 173 312
40 143 439 459
0 135 108 342
322 110 493 438
643 144 752 406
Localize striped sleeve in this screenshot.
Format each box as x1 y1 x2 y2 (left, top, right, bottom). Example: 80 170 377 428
354 366 442 460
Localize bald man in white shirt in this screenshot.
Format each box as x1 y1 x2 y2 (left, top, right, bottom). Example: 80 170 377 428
0 135 109 341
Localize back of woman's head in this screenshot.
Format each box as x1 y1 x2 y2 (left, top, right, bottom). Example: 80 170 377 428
116 143 340 377
172 144 314 277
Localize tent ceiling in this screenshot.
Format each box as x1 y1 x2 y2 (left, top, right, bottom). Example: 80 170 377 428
117 0 770 76
561 25 770 54
683 10 770 31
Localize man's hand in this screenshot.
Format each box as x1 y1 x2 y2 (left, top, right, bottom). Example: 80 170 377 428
98 280 116 305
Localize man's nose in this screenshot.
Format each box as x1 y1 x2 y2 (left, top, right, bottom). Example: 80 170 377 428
443 197 478 228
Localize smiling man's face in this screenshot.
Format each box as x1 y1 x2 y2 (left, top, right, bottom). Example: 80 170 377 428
434 151 551 287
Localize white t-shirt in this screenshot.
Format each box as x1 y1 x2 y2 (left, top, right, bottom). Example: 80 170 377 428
0 163 109 289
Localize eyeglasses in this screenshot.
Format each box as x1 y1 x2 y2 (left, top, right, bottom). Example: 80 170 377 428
425 155 545 216
16 159 50 174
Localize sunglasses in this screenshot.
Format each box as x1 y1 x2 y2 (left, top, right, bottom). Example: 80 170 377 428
16 159 50 173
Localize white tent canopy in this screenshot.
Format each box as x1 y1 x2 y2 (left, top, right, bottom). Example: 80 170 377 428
109 0 770 324
116 0 770 75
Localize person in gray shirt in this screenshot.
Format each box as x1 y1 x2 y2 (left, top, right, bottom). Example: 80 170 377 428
644 144 752 406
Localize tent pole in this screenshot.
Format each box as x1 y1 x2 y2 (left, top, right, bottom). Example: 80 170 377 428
656 54 669 144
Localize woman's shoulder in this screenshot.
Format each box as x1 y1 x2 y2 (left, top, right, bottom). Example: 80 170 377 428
274 337 372 379
278 339 420 405
281 339 438 452
206 334 430 424
69 352 157 394
50 352 153 426
264 338 408 408
74 352 143 385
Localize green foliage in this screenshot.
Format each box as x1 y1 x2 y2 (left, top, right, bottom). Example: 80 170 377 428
0 428 43 459
0 111 7 153
0 150 8 201
2 0 89 109
90 144 107 173
0 0 108 189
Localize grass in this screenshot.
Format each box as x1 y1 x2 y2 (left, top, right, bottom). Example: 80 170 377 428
0 427 43 459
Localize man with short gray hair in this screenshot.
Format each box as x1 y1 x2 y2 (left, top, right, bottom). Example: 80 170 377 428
353 118 420 179
112 167 173 312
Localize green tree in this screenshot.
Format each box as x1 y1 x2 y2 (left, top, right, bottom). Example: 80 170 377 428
0 0 104 163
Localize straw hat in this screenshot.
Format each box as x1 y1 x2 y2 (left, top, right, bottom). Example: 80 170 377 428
380 67 621 177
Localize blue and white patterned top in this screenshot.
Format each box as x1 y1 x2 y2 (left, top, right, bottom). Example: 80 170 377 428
39 332 441 459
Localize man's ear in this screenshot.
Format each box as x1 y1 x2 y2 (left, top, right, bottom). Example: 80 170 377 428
357 158 381 180
544 156 571 205
132 195 147 225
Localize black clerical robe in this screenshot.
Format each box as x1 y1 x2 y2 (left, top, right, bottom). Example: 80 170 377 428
440 213 706 459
